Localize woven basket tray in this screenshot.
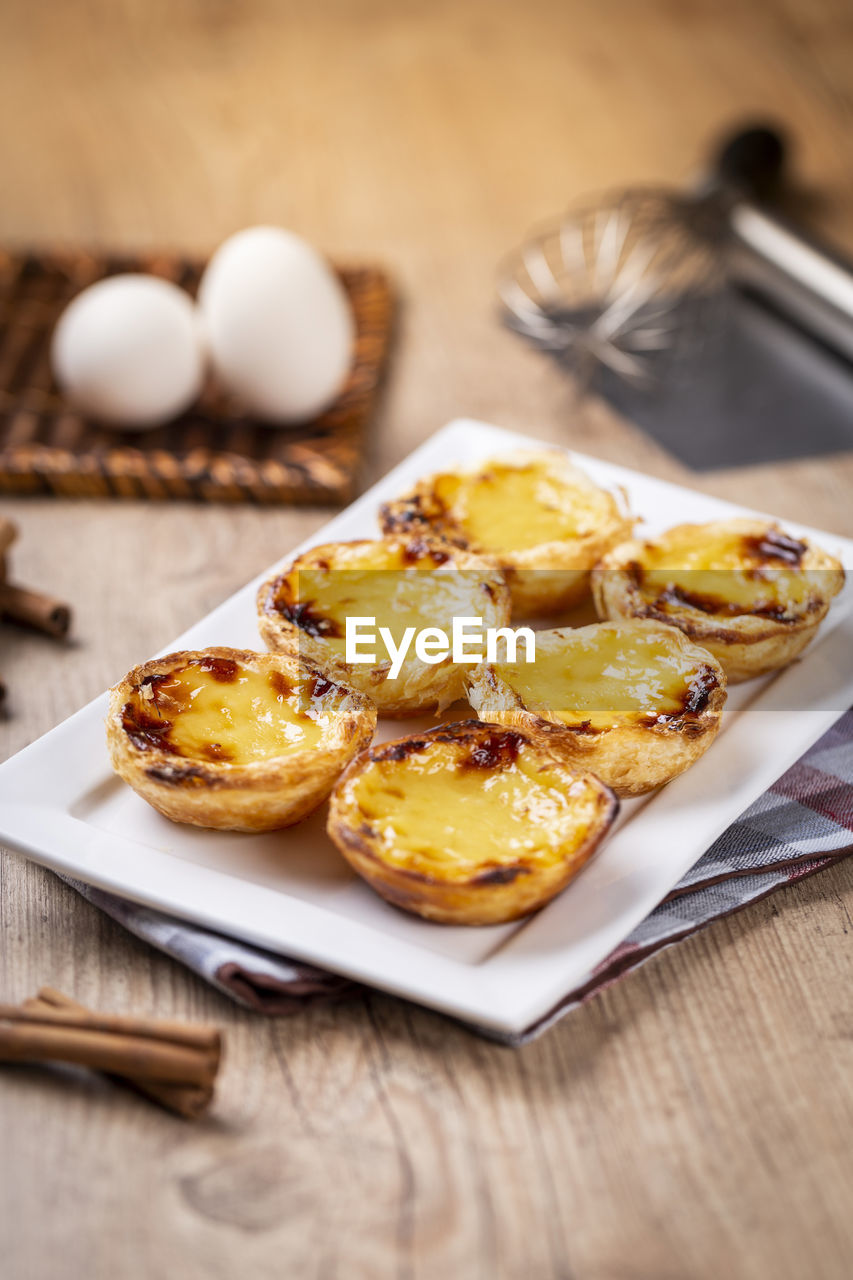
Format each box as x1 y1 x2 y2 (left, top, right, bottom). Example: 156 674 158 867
0 249 393 504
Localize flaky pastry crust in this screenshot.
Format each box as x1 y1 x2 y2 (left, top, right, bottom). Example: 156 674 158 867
327 719 618 925
466 620 727 796
256 535 511 717
379 449 632 617
107 646 376 832
592 519 845 683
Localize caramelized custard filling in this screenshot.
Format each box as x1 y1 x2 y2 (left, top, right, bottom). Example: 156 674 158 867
496 627 716 729
351 733 605 879
122 658 329 765
432 461 612 553
633 525 815 619
272 541 498 659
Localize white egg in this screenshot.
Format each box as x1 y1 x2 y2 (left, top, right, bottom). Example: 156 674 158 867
51 275 206 429
198 226 354 423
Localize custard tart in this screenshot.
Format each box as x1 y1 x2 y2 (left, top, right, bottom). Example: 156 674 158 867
107 647 376 831
379 449 632 617
257 535 511 717
327 719 618 925
466 620 726 796
592 519 845 682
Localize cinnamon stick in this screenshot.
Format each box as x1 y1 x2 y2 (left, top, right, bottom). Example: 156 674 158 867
25 989 216 1120
0 581 71 639
0 1014 216 1085
0 990 222 1116
0 516 16 557
3 999 222 1051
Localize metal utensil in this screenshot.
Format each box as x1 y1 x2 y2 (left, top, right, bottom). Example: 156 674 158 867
500 123 853 385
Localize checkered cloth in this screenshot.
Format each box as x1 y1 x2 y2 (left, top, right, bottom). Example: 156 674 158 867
66 708 853 1044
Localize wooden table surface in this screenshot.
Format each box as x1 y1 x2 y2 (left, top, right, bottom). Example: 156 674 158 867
2 2 853 1276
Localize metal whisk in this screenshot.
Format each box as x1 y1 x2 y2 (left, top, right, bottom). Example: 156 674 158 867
500 124 853 387
500 187 722 385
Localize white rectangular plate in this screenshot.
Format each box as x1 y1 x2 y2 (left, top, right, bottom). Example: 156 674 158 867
2 419 852 1035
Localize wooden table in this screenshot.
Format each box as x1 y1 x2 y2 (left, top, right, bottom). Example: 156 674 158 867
2 2 852 1276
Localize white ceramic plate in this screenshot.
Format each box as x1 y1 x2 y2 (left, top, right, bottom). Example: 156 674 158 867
2 419 852 1035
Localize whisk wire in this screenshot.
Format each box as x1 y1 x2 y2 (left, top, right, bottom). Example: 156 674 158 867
499 187 722 387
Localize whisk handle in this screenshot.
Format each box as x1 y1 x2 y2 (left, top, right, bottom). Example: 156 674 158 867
727 201 853 364
704 121 853 363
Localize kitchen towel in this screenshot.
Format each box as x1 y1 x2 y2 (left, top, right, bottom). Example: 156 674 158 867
65 707 853 1044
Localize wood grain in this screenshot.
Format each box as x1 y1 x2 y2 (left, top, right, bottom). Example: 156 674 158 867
1 2 853 1277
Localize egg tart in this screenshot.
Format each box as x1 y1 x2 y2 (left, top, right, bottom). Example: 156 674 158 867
379 449 632 617
592 519 845 682
257 535 511 717
466 620 726 796
327 719 617 925
107 647 376 832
